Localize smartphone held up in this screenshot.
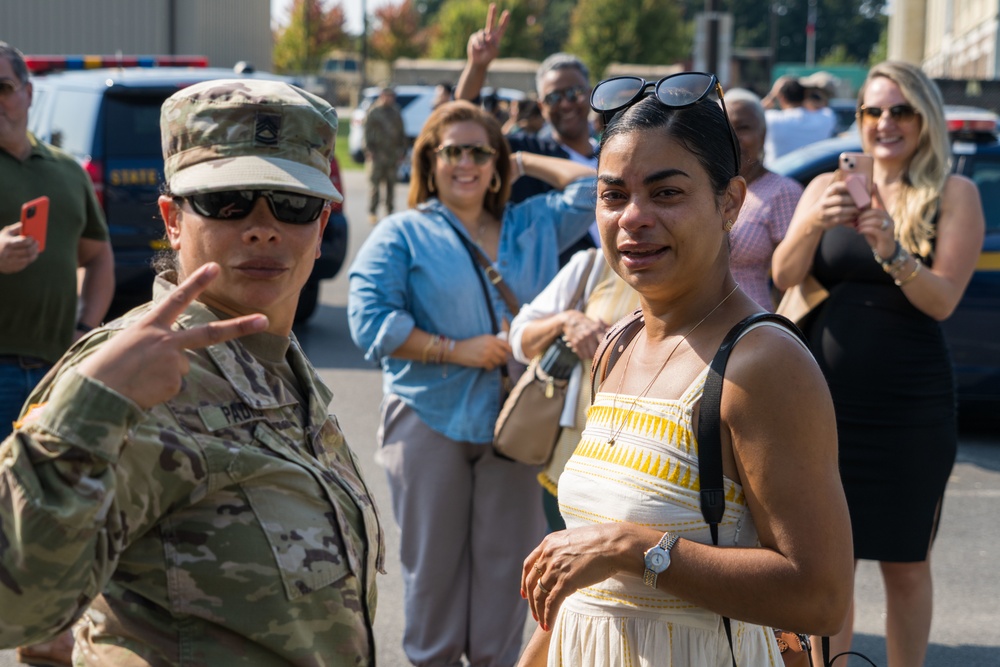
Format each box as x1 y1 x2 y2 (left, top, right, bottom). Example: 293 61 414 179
20 195 49 252
839 152 873 211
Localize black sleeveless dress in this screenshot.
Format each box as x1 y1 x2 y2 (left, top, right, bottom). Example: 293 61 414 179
807 224 955 562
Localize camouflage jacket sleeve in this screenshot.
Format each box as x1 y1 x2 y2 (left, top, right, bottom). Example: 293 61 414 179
0 366 146 646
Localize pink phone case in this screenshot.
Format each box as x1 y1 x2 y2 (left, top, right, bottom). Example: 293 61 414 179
844 173 871 209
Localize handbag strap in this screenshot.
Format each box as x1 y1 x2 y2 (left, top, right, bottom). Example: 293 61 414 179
697 312 807 667
434 210 521 317
568 248 599 311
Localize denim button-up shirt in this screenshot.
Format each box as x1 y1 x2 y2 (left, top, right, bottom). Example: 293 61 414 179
348 178 597 443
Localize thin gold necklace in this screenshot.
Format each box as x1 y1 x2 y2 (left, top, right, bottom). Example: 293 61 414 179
606 283 740 446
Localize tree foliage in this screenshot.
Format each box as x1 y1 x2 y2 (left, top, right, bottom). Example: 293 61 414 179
273 0 349 73
566 0 689 81
370 0 430 61
428 0 546 60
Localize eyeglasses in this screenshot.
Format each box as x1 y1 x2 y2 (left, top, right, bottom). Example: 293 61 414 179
0 79 25 98
858 104 919 124
591 72 741 176
542 85 589 107
180 190 327 225
435 144 497 166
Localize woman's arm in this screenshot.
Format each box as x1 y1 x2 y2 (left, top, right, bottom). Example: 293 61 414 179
516 626 552 667
390 327 511 371
514 151 597 191
772 172 856 290
855 174 984 321
521 328 852 636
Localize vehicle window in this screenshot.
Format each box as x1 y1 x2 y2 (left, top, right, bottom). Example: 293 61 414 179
968 158 1000 232
48 89 102 156
104 95 167 159
27 88 48 134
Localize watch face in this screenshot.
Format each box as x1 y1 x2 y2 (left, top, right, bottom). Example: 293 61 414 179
645 547 669 573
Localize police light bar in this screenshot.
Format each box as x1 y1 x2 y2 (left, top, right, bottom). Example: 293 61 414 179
25 55 209 75
946 118 997 134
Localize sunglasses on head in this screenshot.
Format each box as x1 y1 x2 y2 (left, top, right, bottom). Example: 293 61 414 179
435 143 497 166
0 79 24 97
858 104 919 124
590 72 742 176
180 190 327 225
542 85 588 107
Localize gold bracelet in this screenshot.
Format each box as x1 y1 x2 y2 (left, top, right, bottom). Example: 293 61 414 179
894 259 922 286
422 335 438 364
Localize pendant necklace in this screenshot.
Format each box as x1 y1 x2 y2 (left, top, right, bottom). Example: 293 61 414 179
606 283 740 446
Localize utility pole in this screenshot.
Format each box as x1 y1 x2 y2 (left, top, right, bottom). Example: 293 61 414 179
705 0 720 76
360 0 368 91
806 0 817 66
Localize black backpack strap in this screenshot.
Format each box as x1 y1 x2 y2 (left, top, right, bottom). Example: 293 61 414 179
589 309 645 402
697 312 807 667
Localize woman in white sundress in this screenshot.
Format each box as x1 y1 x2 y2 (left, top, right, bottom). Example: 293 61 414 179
516 73 854 667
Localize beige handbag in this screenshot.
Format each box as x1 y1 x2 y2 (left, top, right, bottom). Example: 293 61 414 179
775 274 829 328
493 250 598 465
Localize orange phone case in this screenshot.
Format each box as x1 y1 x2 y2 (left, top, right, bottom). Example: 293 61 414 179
839 152 873 209
20 196 49 252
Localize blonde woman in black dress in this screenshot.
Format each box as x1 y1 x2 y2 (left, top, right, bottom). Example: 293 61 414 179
773 61 985 666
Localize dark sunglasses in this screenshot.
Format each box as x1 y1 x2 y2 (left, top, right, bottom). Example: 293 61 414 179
591 72 741 175
435 143 497 166
180 190 326 225
858 104 920 124
542 85 588 107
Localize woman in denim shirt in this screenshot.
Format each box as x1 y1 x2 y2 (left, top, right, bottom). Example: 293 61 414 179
348 100 596 667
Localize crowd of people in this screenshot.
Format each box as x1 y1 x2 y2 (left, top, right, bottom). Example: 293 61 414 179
0 6 986 665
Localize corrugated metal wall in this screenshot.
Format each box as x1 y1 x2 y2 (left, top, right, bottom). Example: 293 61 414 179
0 0 271 71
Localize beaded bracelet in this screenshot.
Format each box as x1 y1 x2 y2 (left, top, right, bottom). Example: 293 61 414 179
873 241 905 272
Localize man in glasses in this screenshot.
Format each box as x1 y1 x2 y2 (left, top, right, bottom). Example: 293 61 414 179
0 79 385 666
761 75 836 165
455 4 599 259
1 41 115 667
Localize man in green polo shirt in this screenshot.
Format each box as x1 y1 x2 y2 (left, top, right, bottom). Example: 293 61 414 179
0 41 114 666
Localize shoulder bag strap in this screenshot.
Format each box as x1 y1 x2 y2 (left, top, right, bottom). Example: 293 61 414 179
696 312 807 667
589 309 644 402
568 248 599 311
434 211 521 317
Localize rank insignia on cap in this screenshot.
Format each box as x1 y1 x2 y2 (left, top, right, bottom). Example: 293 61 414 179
254 112 282 146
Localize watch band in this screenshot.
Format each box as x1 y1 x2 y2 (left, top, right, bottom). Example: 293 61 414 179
642 532 679 588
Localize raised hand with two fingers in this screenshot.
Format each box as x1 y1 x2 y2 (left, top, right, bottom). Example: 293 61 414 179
76 262 268 409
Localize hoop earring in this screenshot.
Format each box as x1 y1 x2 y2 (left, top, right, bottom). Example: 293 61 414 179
724 218 735 233
427 172 436 194
489 171 501 194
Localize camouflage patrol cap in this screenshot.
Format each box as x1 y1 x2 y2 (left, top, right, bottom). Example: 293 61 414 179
161 79 342 202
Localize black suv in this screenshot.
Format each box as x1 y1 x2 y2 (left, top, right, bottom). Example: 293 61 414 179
770 110 1000 406
26 61 348 322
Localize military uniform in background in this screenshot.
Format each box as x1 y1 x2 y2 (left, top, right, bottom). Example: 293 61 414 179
363 97 406 222
0 274 385 666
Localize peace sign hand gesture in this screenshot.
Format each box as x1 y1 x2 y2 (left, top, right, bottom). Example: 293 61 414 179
467 2 509 67
76 262 269 409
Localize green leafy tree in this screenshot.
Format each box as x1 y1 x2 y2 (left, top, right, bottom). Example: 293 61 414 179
429 0 546 60
371 0 430 61
538 0 576 57
273 0 349 73
566 0 689 81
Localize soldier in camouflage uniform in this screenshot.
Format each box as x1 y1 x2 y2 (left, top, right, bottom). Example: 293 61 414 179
0 79 385 666
363 87 406 224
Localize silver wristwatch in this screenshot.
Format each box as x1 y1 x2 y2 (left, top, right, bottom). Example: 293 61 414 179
643 532 679 588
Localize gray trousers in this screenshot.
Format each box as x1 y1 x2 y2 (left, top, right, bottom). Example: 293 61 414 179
378 395 546 667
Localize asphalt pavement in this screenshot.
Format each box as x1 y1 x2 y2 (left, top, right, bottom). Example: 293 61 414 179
2 171 998 666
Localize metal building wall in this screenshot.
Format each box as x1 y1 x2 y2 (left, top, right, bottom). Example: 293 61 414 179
0 0 271 71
